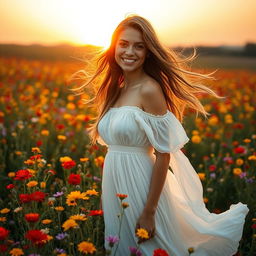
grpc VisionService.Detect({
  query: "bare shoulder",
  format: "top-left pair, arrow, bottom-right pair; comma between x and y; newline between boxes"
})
140,77 -> 168,115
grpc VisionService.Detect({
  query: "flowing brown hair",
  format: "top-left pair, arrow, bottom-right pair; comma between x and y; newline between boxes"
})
70,15 -> 220,144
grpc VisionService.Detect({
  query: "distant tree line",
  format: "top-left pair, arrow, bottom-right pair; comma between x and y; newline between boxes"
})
0,42 -> 255,60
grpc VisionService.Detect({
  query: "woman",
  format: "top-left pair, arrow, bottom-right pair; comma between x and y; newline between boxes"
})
72,15 -> 248,256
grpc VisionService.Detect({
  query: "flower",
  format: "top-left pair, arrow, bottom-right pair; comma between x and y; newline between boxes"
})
68,173 -> 81,185
236,158 -> 244,166
129,246 -> 142,256
25,230 -> 48,245
53,191 -> 64,198
153,248 -> 169,256
248,155 -> 256,161
80,157 -> 89,162
41,219 -> 52,224
208,165 -> 216,172
31,147 -> 41,153
59,156 -> 72,163
85,189 -> 99,196
88,210 -> 103,216
9,248 -> 24,256
198,173 -> 206,181
40,182 -> 46,188
30,191 -> 46,202
62,160 -> 76,169
94,156 -> 104,167
19,194 -> 31,203
62,219 -> 78,231
116,193 -> 128,200
66,191 -> 88,206
26,181 -> 38,187
69,214 -> 87,221
136,228 -> 149,239
77,241 -> 96,254
234,146 -> 246,154
0,208 -> 10,214
55,206 -> 64,211
6,184 -> 15,189
233,168 -> 242,176
14,169 -> 32,180
106,235 -> 119,248
55,232 -> 68,240
25,213 -> 40,223
191,135 -> 202,144
188,247 -> 195,254
0,226 -> 9,240
122,202 -> 129,209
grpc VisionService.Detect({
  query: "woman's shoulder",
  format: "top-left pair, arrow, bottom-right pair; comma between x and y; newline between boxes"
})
139,76 -> 167,116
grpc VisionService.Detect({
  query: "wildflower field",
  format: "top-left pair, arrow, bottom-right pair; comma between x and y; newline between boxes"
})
0,56 -> 255,255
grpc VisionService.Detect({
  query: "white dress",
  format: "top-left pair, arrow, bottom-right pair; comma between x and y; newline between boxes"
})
97,106 -> 249,256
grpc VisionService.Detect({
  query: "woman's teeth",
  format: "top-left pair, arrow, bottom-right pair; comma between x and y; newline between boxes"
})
123,58 -> 136,63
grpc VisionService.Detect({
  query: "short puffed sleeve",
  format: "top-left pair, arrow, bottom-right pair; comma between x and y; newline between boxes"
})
135,110 -> 189,153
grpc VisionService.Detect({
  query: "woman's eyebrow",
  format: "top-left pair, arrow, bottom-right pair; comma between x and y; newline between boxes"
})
119,39 -> 144,44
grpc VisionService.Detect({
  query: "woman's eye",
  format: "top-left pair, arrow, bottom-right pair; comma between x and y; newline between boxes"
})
119,42 -> 127,47
136,44 -> 145,49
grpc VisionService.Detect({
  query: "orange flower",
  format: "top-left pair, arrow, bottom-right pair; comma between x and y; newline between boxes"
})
116,194 -> 128,200
25,213 -> 40,223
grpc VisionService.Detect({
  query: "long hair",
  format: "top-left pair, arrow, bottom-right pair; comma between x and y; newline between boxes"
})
70,15 -> 220,144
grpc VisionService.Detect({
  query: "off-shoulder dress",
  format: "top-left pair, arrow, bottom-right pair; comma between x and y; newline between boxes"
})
97,106 -> 249,256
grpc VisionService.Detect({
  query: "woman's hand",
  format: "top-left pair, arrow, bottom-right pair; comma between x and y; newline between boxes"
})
135,211 -> 156,243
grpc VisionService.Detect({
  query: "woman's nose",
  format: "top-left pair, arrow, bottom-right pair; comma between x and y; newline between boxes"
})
125,45 -> 134,55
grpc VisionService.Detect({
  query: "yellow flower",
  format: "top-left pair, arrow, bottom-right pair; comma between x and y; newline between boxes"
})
94,156 -> 104,167
55,206 -> 65,211
41,129 -> 49,136
208,115 -> 218,126
80,157 -> 89,162
15,151 -> 22,156
136,228 -> 149,239
60,156 -> 72,163
67,102 -> 76,110
0,208 -> 10,214
66,191 -> 89,206
8,172 -> 16,178
192,130 -> 199,135
0,217 -> 7,222
191,135 -> 202,144
233,168 -> 242,176
248,155 -> 256,161
24,159 -> 35,165
26,181 -> 38,187
198,173 -> 206,181
85,189 -> 99,196
62,219 -> 78,231
70,214 -> 87,221
31,147 -> 41,153
78,241 -> 96,254
236,158 -> 244,166
40,182 -> 46,188
243,138 -> 251,143
42,219 -> 53,224
58,135 -> 67,141
9,248 -> 24,256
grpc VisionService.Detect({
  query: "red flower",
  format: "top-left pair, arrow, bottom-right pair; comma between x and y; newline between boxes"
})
25,230 -> 48,245
61,160 -> 76,169
0,227 -> 9,240
30,191 -> 46,202
116,193 -> 128,200
68,173 -> 81,185
25,213 -> 40,223
251,224 -> 256,229
30,154 -> 42,160
6,184 -> 15,189
88,210 -> 103,216
14,169 -> 32,180
234,146 -> 246,154
209,165 -> 216,172
36,140 -> 43,147
19,193 -> 31,203
153,248 -> 169,256
0,244 -> 8,252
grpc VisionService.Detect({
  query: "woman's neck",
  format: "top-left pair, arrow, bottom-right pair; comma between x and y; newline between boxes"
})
123,69 -> 146,88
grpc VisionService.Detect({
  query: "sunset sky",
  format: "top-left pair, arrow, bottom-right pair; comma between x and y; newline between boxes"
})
1,0 -> 255,48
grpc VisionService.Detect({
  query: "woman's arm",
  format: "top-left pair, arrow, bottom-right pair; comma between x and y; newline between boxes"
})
136,79 -> 171,242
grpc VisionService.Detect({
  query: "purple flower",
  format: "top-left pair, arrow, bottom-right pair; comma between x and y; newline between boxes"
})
245,177 -> 254,183
55,232 -> 68,240
223,156 -> 232,162
129,246 -> 142,256
53,191 -> 64,198
239,172 -> 247,178
93,176 -> 101,182
210,173 -> 216,179
55,248 -> 66,254
106,235 -> 119,247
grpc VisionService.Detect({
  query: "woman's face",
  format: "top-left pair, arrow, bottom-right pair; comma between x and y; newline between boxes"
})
114,27 -> 147,74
